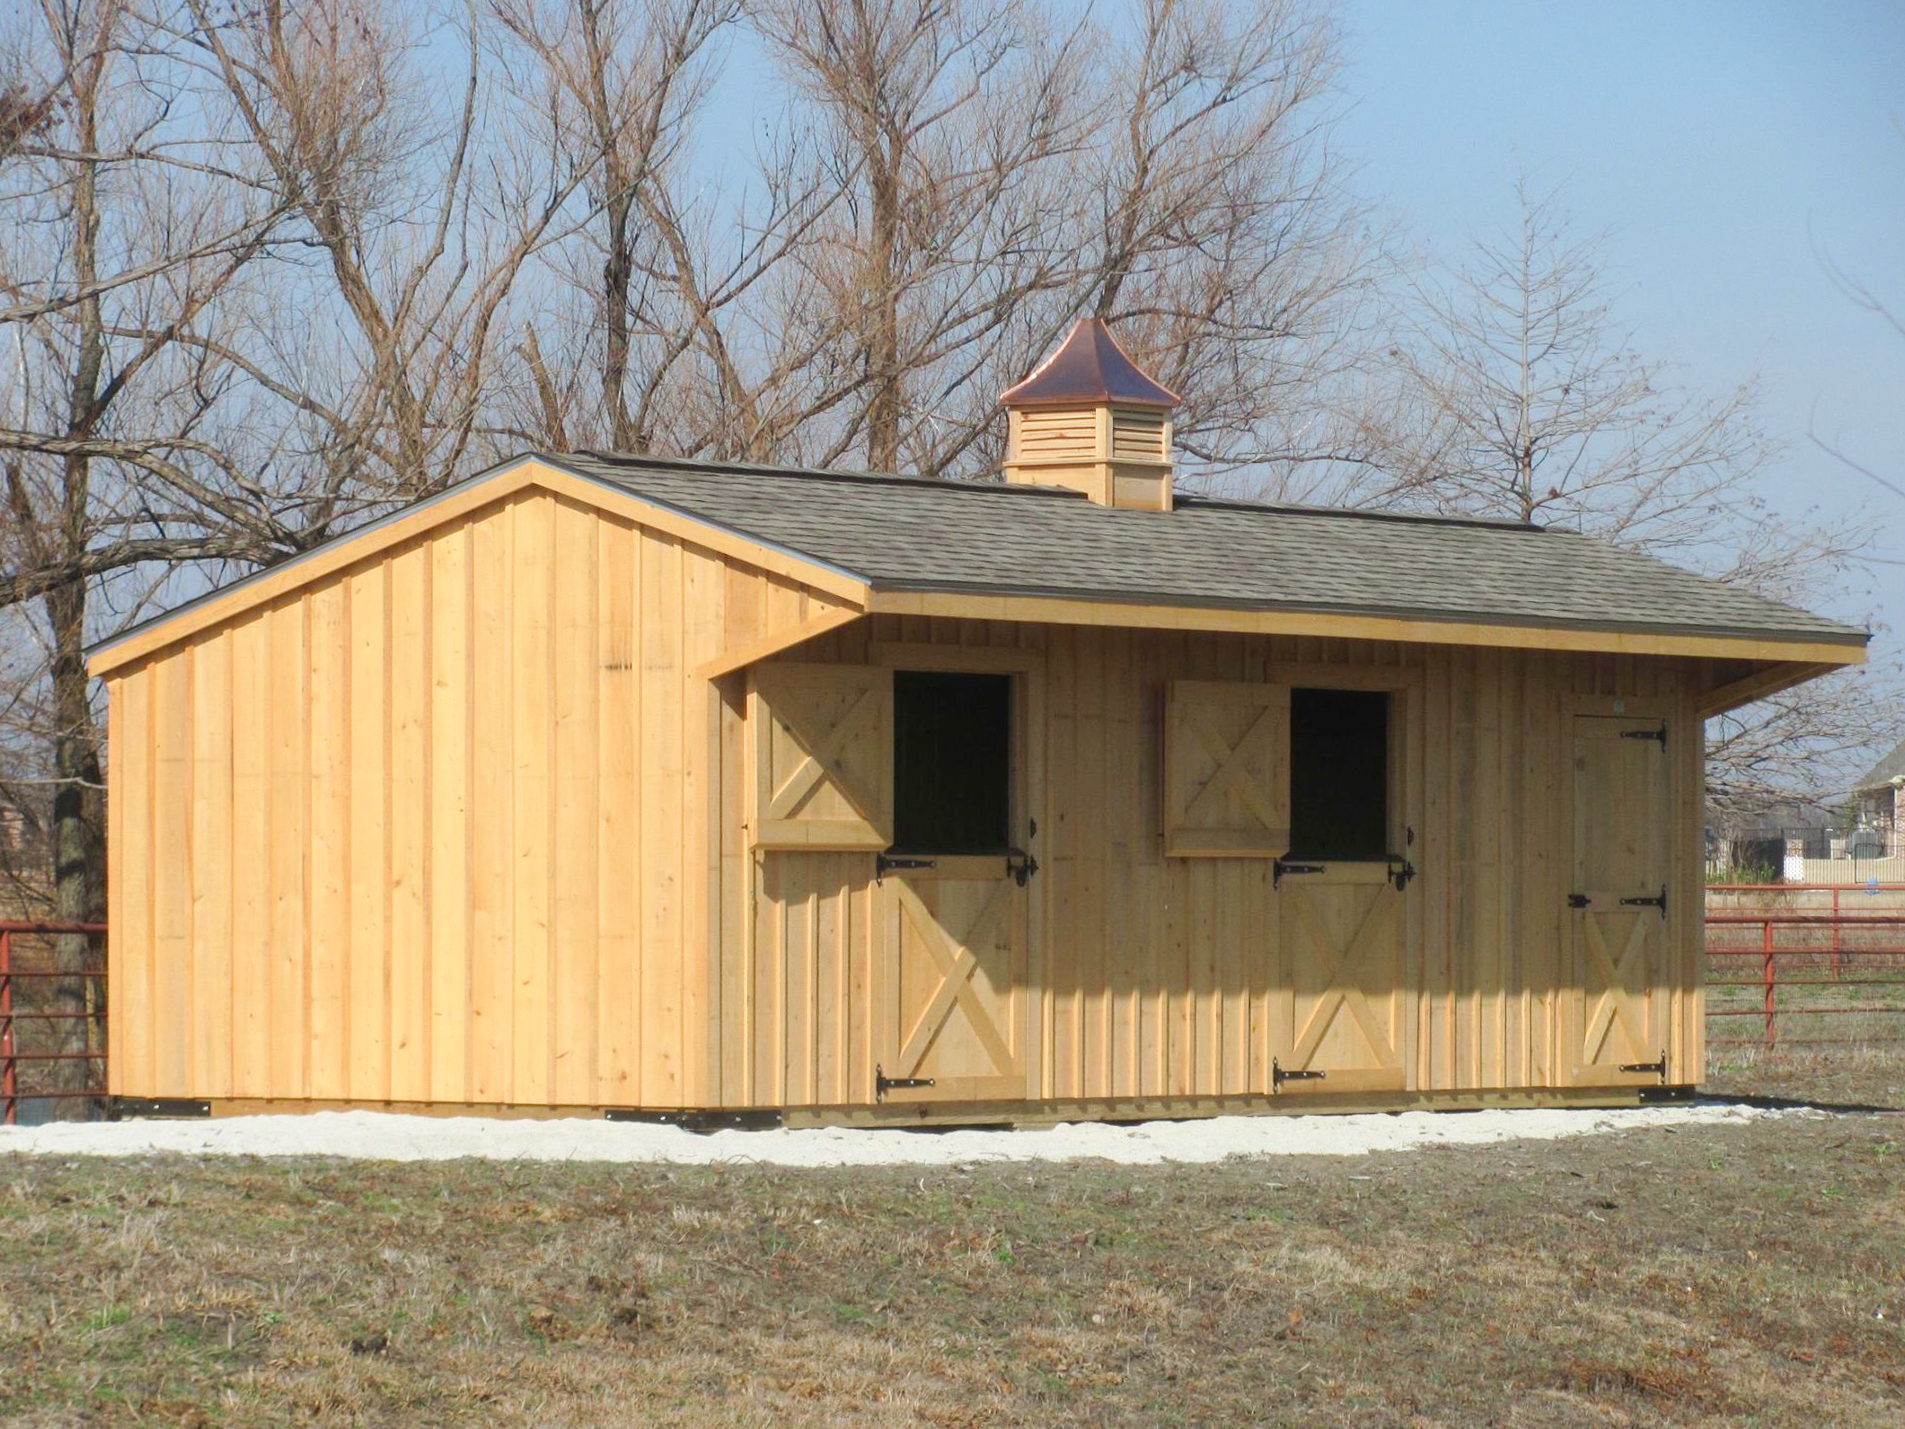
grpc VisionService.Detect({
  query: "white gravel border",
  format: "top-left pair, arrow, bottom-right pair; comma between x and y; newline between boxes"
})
0,1100 -> 1801,1168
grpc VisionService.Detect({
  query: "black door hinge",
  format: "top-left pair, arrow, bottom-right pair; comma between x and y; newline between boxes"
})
1622,724 -> 1667,746
1620,884 -> 1668,919
875,1065 -> 935,1100
1274,858 -> 1325,889
1007,847 -> 1040,887
1568,893 -> 1592,908
1273,1059 -> 1326,1089
875,853 -> 936,884
1620,1051 -> 1668,1082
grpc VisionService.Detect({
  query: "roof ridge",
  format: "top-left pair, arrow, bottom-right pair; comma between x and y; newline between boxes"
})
568,449 -> 1555,530
566,448 -> 1087,499
1171,491 -> 1543,533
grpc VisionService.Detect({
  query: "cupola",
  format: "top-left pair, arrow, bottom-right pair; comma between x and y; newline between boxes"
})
1001,318 -> 1181,511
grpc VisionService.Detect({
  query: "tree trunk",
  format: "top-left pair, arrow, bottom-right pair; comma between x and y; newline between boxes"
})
45,566 -> 105,1120
864,133 -> 903,473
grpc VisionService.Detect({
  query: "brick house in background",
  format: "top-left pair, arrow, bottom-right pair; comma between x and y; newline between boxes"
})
1851,738 -> 1905,857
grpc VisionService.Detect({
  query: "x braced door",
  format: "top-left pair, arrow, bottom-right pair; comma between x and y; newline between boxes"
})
1277,864 -> 1407,1093
1564,715 -> 1671,1086
875,858 -> 1032,1103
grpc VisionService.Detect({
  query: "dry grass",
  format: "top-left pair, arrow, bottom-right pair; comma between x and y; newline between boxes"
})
2,1095 -> 1902,1427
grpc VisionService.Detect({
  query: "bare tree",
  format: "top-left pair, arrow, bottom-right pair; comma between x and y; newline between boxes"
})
0,0 -> 308,1113
1379,179 -> 1892,814
1811,142 -> 1905,504
176,0 -> 590,518
1076,0 -> 1384,497
494,0 -> 1377,482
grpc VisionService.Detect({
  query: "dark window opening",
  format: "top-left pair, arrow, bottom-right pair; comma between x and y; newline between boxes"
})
1288,688 -> 1390,860
892,671 -> 1012,854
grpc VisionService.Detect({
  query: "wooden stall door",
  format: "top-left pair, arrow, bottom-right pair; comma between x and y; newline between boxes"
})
1277,865 -> 1408,1093
875,857 -> 1033,1103
747,663 -> 894,1107
1564,715 -> 1672,1086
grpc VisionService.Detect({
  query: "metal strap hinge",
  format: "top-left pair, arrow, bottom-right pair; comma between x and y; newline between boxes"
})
1621,724 -> 1667,746
1273,1059 -> 1326,1089
1273,859 -> 1325,889
875,1065 -> 935,1100
1620,1051 -> 1668,1082
874,853 -> 936,884
1620,884 -> 1669,919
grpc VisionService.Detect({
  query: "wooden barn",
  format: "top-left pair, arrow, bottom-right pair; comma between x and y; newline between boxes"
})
89,321 -> 1867,1124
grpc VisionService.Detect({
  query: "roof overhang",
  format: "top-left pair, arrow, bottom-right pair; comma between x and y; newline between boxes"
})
864,588 -> 1870,669
86,451 -> 1871,681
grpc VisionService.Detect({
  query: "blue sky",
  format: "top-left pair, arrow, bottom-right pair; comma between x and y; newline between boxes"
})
1332,0 -> 1905,639
696,0 -> 1902,641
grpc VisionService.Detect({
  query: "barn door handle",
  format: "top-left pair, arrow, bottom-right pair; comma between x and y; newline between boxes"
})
1006,848 -> 1039,887
1567,893 -> 1591,909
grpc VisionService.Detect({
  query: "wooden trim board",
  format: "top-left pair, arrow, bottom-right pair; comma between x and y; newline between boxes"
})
867,590 -> 1867,666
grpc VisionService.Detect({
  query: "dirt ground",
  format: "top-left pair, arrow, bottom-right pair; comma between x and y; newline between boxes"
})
2,1054 -> 1901,1427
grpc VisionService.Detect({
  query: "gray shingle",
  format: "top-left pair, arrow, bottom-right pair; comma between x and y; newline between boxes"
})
1855,739 -> 1905,792
553,451 -> 1866,647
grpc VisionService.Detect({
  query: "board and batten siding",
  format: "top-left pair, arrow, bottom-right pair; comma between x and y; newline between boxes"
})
106,488 -> 1709,1114
733,617 -> 1706,1107
105,486 -> 849,1109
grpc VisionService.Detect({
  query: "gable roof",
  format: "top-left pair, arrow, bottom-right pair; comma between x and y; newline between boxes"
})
1855,738 -> 1905,792
556,451 -> 1864,648
999,318 -> 1181,408
88,448 -> 1869,676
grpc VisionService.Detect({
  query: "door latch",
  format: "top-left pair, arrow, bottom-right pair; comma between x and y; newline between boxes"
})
1273,1059 -> 1326,1089
1567,893 -> 1591,909
1006,847 -> 1040,887
1388,857 -> 1416,893
1620,884 -> 1668,919
875,1065 -> 935,1100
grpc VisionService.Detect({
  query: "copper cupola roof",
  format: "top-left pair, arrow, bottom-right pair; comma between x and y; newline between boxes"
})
999,318 -> 1182,409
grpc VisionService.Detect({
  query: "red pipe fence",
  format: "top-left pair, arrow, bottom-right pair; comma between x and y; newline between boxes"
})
1705,884 -> 1905,1051
0,922 -> 108,1125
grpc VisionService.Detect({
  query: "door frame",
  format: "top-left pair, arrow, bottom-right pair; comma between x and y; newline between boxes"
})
867,642 -> 1046,1103
1559,695 -> 1676,1087
1265,662 -> 1421,1094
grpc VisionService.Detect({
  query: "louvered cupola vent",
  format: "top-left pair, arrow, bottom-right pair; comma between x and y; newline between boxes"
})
1001,319 -> 1180,511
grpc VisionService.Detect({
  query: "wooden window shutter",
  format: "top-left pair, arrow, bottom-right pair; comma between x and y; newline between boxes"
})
748,662 -> 894,850
1163,680 -> 1291,857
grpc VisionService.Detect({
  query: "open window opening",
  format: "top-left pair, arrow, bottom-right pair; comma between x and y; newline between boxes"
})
1288,687 -> 1390,860
891,671 -> 1012,855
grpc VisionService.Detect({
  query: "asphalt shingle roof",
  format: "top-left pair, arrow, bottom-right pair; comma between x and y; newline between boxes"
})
553,451 -> 1866,647
1855,739 -> 1905,792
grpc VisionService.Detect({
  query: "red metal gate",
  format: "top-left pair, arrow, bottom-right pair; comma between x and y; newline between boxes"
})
1705,885 -> 1905,1051
0,921 -> 108,1124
